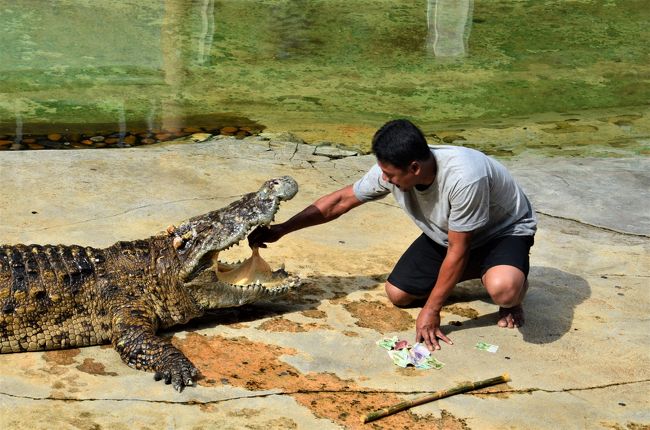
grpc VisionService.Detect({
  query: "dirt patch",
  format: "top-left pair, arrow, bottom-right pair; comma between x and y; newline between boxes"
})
343,330 -> 360,337
442,305 -> 479,319
42,349 -> 81,366
301,309 -> 327,319
174,333 -> 469,430
258,316 -> 333,332
343,300 -> 414,333
76,358 -> 118,376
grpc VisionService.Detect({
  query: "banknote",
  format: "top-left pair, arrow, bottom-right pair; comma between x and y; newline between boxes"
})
383,341 -> 445,369
475,341 -> 499,353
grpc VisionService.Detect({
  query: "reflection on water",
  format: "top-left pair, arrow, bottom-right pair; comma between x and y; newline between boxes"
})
427,0 -> 473,57
0,0 -> 648,155
197,0 -> 215,65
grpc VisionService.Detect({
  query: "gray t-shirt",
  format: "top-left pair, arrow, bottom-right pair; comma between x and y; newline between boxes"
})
353,145 -> 537,248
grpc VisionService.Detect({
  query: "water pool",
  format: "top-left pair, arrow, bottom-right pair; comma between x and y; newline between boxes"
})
1,0 -> 648,155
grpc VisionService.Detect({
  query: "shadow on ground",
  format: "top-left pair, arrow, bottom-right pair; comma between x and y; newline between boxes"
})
174,266 -> 590,347
440,266 -> 591,344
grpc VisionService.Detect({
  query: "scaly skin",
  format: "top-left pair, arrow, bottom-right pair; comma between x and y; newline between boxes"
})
0,176 -> 300,391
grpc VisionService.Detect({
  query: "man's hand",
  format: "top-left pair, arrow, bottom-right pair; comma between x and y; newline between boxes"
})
247,225 -> 284,248
415,307 -> 453,351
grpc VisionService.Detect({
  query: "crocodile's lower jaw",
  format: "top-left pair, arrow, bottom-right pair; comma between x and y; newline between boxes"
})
216,247 -> 289,288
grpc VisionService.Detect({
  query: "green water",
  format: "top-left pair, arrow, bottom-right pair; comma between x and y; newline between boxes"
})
1,0 -> 649,155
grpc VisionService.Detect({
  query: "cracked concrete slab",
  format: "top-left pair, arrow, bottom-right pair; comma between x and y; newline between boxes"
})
0,138 -> 648,429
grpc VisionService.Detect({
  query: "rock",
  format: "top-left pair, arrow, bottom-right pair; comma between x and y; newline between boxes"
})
235,130 -> 251,138
155,133 -> 171,141
0,140 -> 14,147
141,138 -> 156,145
90,136 -> 105,142
123,135 -> 136,145
81,139 -> 94,145
190,133 -> 212,142
182,127 -> 203,133
48,133 -> 62,141
220,126 -> 238,135
258,131 -> 305,144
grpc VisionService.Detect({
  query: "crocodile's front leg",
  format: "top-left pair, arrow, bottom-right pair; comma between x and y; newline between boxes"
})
111,302 -> 198,392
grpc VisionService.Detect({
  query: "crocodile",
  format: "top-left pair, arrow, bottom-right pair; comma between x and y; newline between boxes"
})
0,176 -> 300,391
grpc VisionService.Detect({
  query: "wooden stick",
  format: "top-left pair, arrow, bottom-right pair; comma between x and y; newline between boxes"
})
361,373 -> 510,424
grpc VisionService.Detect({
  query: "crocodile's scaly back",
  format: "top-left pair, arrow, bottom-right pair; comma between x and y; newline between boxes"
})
0,243 -> 113,352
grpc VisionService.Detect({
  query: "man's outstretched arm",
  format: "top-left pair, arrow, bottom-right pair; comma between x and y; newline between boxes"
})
415,229 -> 472,351
248,184 -> 364,247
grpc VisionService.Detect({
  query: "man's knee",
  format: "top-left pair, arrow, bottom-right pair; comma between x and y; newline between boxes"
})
482,265 -> 527,307
384,281 -> 423,307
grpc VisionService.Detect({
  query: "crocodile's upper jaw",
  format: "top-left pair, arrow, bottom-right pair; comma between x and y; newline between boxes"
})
171,176 -> 300,308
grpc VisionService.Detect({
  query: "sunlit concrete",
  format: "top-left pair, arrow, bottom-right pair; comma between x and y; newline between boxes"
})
0,137 -> 648,429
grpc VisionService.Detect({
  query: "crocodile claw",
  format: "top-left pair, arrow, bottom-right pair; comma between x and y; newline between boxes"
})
152,356 -> 199,392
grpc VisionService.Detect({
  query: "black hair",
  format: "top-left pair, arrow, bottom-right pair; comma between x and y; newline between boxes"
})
371,119 -> 431,169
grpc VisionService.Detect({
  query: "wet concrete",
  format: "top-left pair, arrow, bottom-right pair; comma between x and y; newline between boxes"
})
0,136 -> 648,429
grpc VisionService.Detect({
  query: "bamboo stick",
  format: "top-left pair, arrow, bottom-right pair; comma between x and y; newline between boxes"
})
361,373 -> 510,424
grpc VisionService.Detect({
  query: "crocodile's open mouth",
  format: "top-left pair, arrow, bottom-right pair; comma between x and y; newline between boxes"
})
184,242 -> 299,308
176,176 -> 300,306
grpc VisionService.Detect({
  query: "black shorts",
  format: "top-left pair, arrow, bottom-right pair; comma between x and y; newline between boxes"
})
387,234 -> 534,296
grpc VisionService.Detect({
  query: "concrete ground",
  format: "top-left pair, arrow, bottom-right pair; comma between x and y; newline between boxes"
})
0,136 -> 648,429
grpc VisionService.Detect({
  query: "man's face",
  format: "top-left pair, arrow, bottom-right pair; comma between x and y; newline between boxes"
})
378,160 -> 418,191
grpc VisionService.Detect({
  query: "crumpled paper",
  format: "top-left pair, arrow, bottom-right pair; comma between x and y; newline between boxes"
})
376,336 -> 444,370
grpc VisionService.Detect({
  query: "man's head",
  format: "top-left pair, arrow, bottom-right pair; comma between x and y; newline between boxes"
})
372,119 -> 434,191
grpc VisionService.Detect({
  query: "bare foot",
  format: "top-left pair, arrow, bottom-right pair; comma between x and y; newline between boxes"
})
498,305 -> 524,328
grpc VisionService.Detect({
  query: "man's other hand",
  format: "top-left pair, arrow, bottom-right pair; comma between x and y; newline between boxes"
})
415,307 -> 453,351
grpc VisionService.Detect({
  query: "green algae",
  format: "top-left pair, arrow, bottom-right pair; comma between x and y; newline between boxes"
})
0,0 -> 648,156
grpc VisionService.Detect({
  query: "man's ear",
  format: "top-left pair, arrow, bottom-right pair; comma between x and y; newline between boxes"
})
409,161 -> 420,175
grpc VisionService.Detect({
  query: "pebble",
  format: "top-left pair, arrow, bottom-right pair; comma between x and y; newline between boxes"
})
220,126 -> 238,135
0,140 -> 13,147
123,135 -> 136,145
141,138 -> 156,144
81,139 -> 94,145
90,136 -> 105,142
47,133 -> 62,141
155,133 -> 171,141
